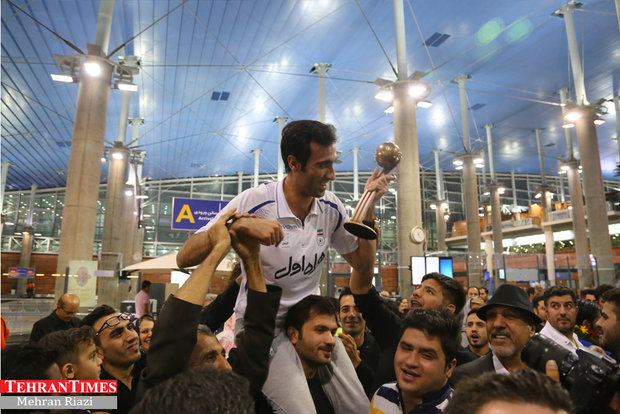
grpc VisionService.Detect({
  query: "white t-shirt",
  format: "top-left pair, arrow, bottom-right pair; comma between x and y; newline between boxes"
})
197,180 -> 358,324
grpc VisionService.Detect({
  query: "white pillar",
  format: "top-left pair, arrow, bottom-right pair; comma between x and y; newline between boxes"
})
237,171 -> 244,195
558,2 -> 588,106
252,150 -> 262,188
312,64 -> 330,123
1,162 -> 10,213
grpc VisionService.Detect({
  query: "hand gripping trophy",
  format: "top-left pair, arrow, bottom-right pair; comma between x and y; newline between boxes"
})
343,142 -> 401,240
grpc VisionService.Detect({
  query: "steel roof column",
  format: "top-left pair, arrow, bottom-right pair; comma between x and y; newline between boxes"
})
559,88 -> 589,287
393,0 -> 423,299
559,2 -> 614,284
485,125 -> 504,285
457,76 -> 483,287
55,0 -> 114,299
434,151 -> 446,252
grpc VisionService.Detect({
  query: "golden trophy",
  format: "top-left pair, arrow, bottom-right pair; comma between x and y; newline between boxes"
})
343,142 -> 401,239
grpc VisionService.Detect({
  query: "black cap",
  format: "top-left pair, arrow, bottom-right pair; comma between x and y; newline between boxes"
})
476,284 -> 541,325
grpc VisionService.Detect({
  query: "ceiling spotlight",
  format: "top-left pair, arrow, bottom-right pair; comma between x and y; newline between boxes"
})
417,100 -> 432,108
593,116 -> 605,125
498,187 -> 506,194
560,165 -> 570,172
453,159 -> 463,166
430,204 -> 437,210
384,106 -> 394,114
483,191 -> 490,196
455,165 -> 463,170
409,83 -> 428,98
124,189 -> 133,196
441,202 -> 448,210
116,82 -> 138,92
374,88 -> 393,103
50,73 -> 76,83
564,110 -> 581,122
535,192 -> 542,199
473,157 -> 484,164
111,151 -> 124,160
561,122 -> 575,129
83,61 -> 102,77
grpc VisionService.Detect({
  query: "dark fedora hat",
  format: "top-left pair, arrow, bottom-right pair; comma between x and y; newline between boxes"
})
476,284 -> 541,325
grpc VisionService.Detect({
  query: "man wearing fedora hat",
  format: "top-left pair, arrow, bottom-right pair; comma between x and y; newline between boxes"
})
450,284 -> 540,386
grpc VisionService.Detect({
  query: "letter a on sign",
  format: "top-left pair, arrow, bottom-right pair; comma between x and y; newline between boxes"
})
175,204 -> 195,223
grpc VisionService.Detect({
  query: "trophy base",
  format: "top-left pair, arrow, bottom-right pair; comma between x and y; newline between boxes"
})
344,222 -> 378,240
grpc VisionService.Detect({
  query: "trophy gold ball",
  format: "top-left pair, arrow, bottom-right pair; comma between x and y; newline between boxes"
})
344,142 -> 401,240
375,142 -> 402,173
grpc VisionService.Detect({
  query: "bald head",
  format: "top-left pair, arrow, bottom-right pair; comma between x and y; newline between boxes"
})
56,294 -> 79,322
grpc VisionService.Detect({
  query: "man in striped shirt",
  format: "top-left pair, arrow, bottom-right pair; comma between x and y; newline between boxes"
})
370,309 -> 459,414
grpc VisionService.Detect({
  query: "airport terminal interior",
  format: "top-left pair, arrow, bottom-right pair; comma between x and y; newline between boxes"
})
1,0 -> 619,345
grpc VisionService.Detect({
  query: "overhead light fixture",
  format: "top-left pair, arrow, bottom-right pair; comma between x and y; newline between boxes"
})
498,187 -> 506,194
441,202 -> 448,210
115,81 -> 138,92
101,157 -> 107,162
564,109 -> 581,122
124,189 -> 133,196
593,116 -> 605,125
453,159 -> 463,166
384,106 -> 394,114
136,195 -> 149,199
455,165 -> 463,170
430,204 -> 437,210
560,165 -> 570,172
483,191 -> 490,196
417,100 -> 432,108
375,88 -> 393,103
535,192 -> 542,199
473,157 -> 484,164
50,73 -> 76,83
409,83 -> 428,98
561,122 -> 575,129
83,61 -> 102,77
111,151 -> 124,160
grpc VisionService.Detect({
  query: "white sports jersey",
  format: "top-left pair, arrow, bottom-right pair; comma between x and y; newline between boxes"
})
197,180 -> 358,324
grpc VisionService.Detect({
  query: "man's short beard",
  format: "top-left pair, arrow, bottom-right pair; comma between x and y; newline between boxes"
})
492,344 -> 517,359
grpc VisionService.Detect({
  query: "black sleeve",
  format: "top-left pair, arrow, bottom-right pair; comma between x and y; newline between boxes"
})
137,295 -> 202,396
199,281 -> 240,332
29,321 -> 44,343
355,360 -> 375,399
228,285 -> 282,397
353,287 -> 402,352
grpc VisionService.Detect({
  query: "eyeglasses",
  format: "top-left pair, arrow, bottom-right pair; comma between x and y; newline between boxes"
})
96,313 -> 135,337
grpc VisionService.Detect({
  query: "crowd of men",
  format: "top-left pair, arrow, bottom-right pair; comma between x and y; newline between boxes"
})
3,120 -> 620,414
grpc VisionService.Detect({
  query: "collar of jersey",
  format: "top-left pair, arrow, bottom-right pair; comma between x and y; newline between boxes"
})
275,180 -> 322,220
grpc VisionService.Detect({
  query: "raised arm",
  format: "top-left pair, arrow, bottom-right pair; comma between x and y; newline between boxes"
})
342,168 -> 392,281
177,215 -> 284,269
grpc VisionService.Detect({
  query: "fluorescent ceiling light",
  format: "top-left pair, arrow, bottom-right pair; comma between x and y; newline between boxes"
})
564,110 -> 581,122
50,73 -> 75,83
117,82 -> 138,92
417,100 -> 432,108
375,89 -> 393,103
453,159 -> 463,166
409,84 -> 428,98
561,122 -> 575,129
384,106 -> 394,114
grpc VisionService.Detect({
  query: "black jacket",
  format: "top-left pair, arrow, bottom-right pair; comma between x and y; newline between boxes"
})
29,311 -> 80,343
449,352 -> 495,386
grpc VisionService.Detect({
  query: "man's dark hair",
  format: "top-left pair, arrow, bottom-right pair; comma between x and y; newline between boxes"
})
526,286 -> 536,296
543,286 -> 577,307
130,366 -> 254,414
445,370 -> 574,414
38,326 -> 96,366
142,280 -> 152,290
80,305 -> 116,346
338,286 -> 353,308
285,295 -> 337,335
422,273 -> 466,313
595,284 -> 614,302
280,120 -> 337,172
602,288 -> 620,319
1,344 -> 58,380
532,294 -> 544,309
575,299 -> 601,326
580,288 -> 595,299
479,287 -> 488,294
80,304 -> 116,328
399,309 -> 459,368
